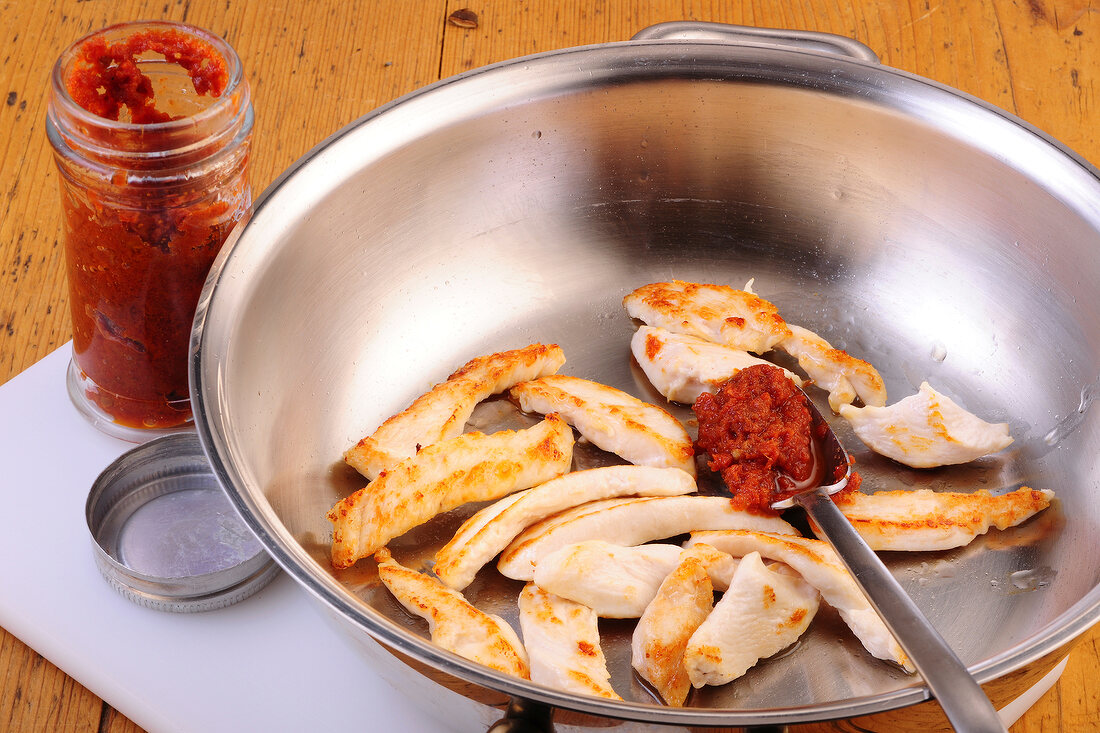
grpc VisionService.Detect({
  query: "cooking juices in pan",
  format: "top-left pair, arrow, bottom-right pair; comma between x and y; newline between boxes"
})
46,21 -> 252,439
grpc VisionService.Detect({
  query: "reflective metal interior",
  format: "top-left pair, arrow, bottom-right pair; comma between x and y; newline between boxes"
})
191,37 -> 1100,726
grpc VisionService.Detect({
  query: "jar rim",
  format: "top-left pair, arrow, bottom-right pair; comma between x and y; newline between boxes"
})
49,20 -> 247,140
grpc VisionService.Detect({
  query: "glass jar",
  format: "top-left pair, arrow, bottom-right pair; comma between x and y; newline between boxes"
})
46,21 -> 252,441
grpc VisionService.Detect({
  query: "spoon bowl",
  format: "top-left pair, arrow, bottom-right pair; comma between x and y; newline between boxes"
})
771,392 -> 851,509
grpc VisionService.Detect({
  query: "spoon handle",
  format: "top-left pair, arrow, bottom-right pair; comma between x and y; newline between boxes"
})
795,489 -> 1009,733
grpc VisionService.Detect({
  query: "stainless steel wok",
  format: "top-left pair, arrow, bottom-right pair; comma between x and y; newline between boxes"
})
190,22 -> 1100,731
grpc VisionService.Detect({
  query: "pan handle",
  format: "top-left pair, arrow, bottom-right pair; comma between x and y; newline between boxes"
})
482,697 -> 791,733
486,697 -> 554,733
484,700 -> 793,733
630,21 -> 879,64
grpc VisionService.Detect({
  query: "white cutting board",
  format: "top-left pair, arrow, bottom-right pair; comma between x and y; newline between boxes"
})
0,346 -> 1065,732
0,346 -> 449,733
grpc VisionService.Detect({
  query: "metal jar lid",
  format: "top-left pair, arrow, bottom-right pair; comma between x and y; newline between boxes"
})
86,432 -> 279,612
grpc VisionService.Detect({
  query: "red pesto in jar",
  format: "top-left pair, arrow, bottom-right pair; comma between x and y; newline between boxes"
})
694,363 -> 859,515
67,29 -> 227,123
62,29 -> 234,429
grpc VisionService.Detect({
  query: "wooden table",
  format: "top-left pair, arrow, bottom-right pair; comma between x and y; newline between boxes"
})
1,1 -> 1098,730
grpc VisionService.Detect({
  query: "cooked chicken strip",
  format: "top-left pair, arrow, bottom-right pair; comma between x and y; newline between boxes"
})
631,326 -> 802,404
328,415 -> 573,568
623,280 -> 791,354
345,344 -> 566,479
498,495 -> 797,581
683,551 -> 819,687
776,324 -> 887,412
518,584 -> 621,700
434,465 -> 696,590
511,375 -> 695,475
374,548 -> 529,679
685,530 -> 913,671
533,540 -> 738,618
497,493 -> 651,581
839,382 -> 1012,468
828,487 -> 1054,551
436,491 -> 530,573
631,547 -> 716,706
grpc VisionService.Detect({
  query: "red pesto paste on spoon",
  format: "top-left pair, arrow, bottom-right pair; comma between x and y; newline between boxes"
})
694,363 -> 859,516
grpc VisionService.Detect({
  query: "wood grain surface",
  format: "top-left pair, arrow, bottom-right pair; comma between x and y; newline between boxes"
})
2,1 -> 1098,730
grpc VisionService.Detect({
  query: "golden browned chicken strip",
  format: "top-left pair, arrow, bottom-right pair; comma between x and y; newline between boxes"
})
839,382 -> 1012,467
510,374 -> 695,475
776,324 -> 887,412
497,495 -> 797,581
683,551 -> 819,687
686,530 -> 912,671
623,280 -> 791,354
433,465 -> 696,590
631,326 -> 803,405
518,583 -> 622,700
631,546 -> 716,706
375,548 -> 530,679
344,343 -> 566,479
328,415 -> 573,568
533,540 -> 738,618
829,487 -> 1055,551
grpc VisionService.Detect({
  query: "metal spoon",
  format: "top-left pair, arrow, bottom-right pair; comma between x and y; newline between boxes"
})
772,392 -> 1009,733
